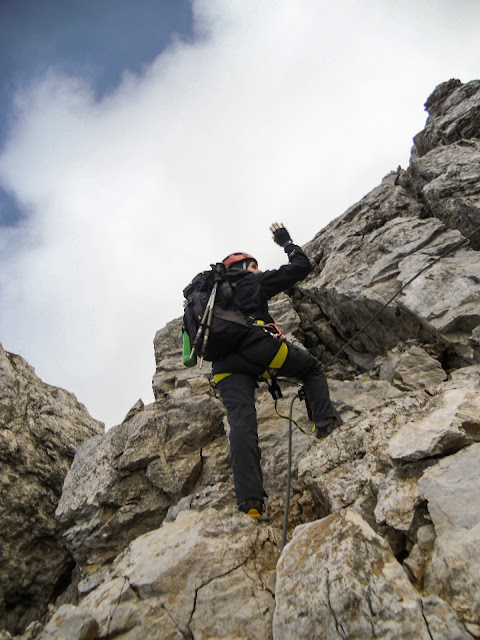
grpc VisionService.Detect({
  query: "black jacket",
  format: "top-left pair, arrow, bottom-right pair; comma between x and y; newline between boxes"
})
212,245 -> 312,374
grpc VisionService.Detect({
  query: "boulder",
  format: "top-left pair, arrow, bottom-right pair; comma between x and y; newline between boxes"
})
420,444 -> 480,629
76,508 -> 277,640
378,343 -> 447,391
387,366 -> 480,462
274,510 -> 442,639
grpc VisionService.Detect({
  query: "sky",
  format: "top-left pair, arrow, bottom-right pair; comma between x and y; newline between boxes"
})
0,0 -> 479,429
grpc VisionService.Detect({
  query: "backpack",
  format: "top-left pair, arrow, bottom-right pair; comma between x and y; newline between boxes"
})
182,264 -> 250,366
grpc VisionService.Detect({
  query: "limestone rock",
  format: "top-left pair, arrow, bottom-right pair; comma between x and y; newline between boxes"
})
403,524 -> 436,587
56,394 -> 226,569
152,317 -> 190,400
396,240 -> 480,361
273,510 -> 433,639
425,523 -> 480,630
421,596 -> 475,640
406,141 -> 480,246
418,445 -> 480,627
387,366 -> 480,462
297,386 -> 431,521
378,343 -> 447,391
43,605 -> 98,640
76,508 -> 277,640
0,344 -> 104,635
302,213 -> 480,367
329,374 -> 404,419
374,462 -> 434,533
419,443 -> 480,535
403,79 -> 480,252
413,79 -> 480,158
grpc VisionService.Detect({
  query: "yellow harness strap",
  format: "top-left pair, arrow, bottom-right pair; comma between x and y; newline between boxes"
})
213,342 -> 288,385
213,372 -> 232,384
260,342 -> 288,379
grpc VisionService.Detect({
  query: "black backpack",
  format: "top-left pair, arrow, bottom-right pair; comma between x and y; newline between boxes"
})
182,263 -> 249,365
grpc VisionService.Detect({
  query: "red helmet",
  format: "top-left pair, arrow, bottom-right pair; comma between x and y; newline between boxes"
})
222,252 -> 257,270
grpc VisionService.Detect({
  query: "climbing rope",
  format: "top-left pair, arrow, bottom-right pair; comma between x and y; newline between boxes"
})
279,224 -> 480,551
273,396 -> 311,436
281,393 -> 299,549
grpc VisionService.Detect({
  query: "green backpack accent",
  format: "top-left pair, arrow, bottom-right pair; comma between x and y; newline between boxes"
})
182,330 -> 197,367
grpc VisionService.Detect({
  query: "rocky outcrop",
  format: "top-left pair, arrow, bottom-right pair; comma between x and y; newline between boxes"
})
298,183 -> 479,368
2,79 -> 480,640
273,510 -> 470,640
0,344 -> 104,635
55,389 -> 228,573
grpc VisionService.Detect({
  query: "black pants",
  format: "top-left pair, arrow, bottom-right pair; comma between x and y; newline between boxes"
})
216,340 -> 335,505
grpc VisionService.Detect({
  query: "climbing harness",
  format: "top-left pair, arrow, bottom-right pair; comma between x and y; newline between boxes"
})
213,340 -> 289,392
279,223 -> 480,550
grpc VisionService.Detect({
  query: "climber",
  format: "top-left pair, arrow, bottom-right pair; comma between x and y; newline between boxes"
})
213,223 -> 341,518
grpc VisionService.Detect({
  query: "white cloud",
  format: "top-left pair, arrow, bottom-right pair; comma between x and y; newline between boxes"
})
1,0 -> 479,426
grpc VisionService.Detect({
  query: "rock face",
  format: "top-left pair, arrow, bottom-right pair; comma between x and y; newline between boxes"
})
0,344 -> 104,635
274,510 -> 449,640
55,389 -> 228,572
2,79 -> 480,640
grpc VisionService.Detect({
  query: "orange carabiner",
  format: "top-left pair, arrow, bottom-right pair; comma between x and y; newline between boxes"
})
264,323 -> 282,338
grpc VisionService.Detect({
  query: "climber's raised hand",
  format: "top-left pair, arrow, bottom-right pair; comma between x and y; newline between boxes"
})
270,223 -> 293,248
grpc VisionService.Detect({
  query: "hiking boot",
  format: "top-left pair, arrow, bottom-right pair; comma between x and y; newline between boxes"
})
238,498 -> 266,519
315,411 -> 343,440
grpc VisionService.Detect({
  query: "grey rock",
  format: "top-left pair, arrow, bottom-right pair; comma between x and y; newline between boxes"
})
56,394 -> 226,569
421,596 -> 474,640
378,344 -> 447,391
273,510 -> 432,639
419,443 -> 480,535
0,344 -> 104,635
419,445 -> 480,626
387,366 -> 480,462
412,79 -> 480,158
425,524 -> 480,628
406,141 -> 480,247
404,524 -> 436,588
396,239 -> 480,360
375,462 -> 434,533
302,213 -> 480,367
297,386 -> 431,521
122,398 -> 144,423
43,605 -> 98,640
78,508 -> 277,640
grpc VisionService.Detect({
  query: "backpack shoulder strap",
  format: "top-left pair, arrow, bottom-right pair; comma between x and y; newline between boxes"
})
213,307 -> 249,326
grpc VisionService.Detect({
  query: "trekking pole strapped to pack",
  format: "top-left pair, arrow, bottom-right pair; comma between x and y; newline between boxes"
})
196,283 -> 218,362
185,262 -> 233,366
189,281 -> 216,362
